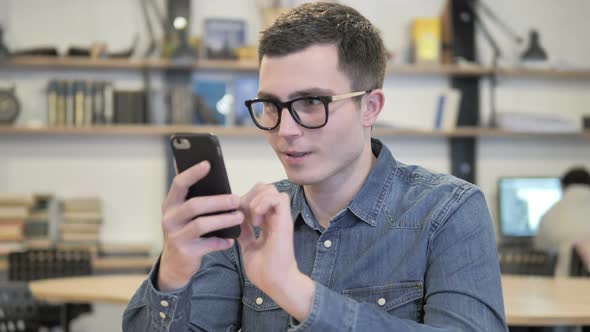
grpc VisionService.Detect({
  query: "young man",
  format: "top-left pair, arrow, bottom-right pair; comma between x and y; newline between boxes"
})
123,3 -> 507,331
535,167 -> 590,276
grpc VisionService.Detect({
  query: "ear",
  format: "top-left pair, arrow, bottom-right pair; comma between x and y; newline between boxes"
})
361,89 -> 385,128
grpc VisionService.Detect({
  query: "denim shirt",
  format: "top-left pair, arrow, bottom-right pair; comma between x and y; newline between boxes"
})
123,139 -> 507,332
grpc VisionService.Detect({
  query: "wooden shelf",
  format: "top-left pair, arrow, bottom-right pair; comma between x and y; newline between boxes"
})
386,64 -> 491,77
0,56 -> 259,72
1,125 -> 588,139
495,67 -> 590,79
4,56 -> 590,79
0,125 -> 264,137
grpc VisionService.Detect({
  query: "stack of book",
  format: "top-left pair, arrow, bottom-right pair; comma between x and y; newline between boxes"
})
59,196 -> 103,254
24,194 -> 54,248
99,243 -> 152,258
47,80 -> 147,127
0,194 -> 33,266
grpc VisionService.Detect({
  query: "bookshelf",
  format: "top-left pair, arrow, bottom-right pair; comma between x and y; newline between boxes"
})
0,125 -> 588,140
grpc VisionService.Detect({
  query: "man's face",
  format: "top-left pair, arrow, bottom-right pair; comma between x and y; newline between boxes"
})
258,44 -> 371,187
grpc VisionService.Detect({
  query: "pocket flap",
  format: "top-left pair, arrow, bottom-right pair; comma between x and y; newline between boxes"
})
343,281 -> 423,311
242,281 -> 280,311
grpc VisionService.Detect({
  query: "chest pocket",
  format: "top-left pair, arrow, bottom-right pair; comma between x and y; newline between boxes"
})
343,281 -> 424,322
242,281 -> 280,311
241,281 -> 289,332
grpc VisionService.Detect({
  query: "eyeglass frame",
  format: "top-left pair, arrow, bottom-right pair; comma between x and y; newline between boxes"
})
244,90 -> 373,130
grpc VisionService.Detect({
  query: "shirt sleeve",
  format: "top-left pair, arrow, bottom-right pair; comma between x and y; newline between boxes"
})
289,189 -> 508,332
122,245 -> 243,332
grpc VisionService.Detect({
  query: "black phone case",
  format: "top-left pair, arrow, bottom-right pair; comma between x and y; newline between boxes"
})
170,133 -> 240,239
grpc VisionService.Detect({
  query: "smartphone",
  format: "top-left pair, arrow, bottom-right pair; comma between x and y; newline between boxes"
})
170,133 -> 240,239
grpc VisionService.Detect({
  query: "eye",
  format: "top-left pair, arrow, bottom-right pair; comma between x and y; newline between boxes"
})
303,98 -> 322,105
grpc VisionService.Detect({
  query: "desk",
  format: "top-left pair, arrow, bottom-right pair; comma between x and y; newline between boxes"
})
29,274 -> 146,305
503,275 -> 590,326
29,274 -> 590,327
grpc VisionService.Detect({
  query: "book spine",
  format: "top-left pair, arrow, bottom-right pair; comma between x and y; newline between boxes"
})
47,80 -> 58,127
74,80 -> 85,127
84,81 -> 94,126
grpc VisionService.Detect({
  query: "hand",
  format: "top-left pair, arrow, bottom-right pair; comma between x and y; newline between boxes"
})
157,161 -> 244,291
238,184 -> 314,321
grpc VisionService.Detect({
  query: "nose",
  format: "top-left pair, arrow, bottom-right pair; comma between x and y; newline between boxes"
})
277,108 -> 302,137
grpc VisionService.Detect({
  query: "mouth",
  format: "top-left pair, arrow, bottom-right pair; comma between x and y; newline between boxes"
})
282,150 -> 312,163
285,151 -> 310,158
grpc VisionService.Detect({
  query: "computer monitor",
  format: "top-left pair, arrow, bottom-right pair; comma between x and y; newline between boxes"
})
498,177 -> 562,242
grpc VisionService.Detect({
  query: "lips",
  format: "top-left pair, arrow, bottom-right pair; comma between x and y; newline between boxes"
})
282,150 -> 312,164
285,152 -> 309,158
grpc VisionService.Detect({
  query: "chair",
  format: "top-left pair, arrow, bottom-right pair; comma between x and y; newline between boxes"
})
570,241 -> 590,277
498,247 -> 557,276
0,281 -> 39,332
8,249 -> 93,331
570,241 -> 590,332
499,247 -> 558,332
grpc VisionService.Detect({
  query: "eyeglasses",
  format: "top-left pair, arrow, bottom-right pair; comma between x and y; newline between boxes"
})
244,90 -> 372,130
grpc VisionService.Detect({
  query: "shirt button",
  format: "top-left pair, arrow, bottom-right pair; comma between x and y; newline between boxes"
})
160,300 -> 169,307
323,240 -> 332,248
255,297 -> 264,305
377,298 -> 386,306
159,312 -> 167,319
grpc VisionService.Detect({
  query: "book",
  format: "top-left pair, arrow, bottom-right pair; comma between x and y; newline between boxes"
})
192,79 -> 229,125
60,223 -> 101,233
62,197 -> 102,212
62,211 -> 102,223
61,232 -> 100,243
168,86 -> 195,124
47,80 -> 58,127
0,206 -> 30,219
0,194 -> 34,206
0,223 -> 23,241
434,88 -> 462,130
411,17 -> 441,64
204,18 -> 246,60
234,77 -> 258,126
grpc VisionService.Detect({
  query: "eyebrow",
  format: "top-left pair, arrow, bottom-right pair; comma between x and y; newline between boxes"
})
257,87 -> 336,100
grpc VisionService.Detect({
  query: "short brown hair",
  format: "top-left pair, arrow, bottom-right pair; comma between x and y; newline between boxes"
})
258,2 -> 387,91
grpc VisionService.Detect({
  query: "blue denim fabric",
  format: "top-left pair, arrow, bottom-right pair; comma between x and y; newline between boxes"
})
123,139 -> 507,331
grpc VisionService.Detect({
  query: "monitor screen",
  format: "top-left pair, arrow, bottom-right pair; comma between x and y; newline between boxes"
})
498,177 -> 562,238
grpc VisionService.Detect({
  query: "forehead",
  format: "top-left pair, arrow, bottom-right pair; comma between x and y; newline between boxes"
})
259,44 -> 352,97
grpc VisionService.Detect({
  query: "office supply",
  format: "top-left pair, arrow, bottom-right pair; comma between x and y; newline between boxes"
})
498,177 -> 562,245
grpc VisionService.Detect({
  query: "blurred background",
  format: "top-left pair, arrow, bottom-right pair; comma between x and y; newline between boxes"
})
0,0 -> 589,331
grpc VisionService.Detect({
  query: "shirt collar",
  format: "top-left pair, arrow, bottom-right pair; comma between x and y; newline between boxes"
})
289,138 -> 397,228
348,138 -> 397,226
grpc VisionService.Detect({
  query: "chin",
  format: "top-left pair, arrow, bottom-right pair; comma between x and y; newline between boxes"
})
284,169 -> 315,185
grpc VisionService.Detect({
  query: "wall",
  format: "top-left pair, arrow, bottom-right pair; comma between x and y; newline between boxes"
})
0,1 -> 589,330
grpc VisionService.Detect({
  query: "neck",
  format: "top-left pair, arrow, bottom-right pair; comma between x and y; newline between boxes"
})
303,141 -> 376,229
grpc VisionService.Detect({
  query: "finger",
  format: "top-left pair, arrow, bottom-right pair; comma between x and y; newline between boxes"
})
237,214 -> 257,250
163,161 -> 210,211
178,210 -> 244,241
239,183 -> 268,212
250,192 -> 291,230
171,194 -> 240,225
195,237 -> 235,257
